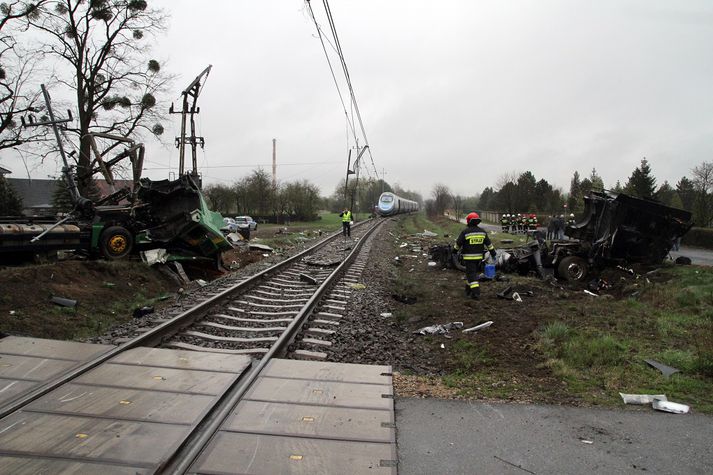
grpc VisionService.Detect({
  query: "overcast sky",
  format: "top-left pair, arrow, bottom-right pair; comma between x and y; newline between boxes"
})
6,0 -> 713,199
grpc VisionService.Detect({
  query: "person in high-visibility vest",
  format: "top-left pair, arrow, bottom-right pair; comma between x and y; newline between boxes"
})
454,212 -> 497,300
500,214 -> 509,232
339,208 -> 352,237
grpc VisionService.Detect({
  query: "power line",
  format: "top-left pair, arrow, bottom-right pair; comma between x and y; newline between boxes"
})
321,0 -> 380,181
304,0 -> 359,145
143,161 -> 338,171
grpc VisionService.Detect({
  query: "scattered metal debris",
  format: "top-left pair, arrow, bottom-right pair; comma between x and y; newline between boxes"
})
299,273 -> 318,285
225,232 -> 244,245
580,439 -> 594,444
132,306 -> 154,318
652,399 -> 690,414
172,262 -> 190,284
511,292 -> 522,302
421,230 -> 438,238
583,290 -> 598,297
644,359 -> 681,378
141,248 -> 168,265
414,322 -> 464,335
249,243 -> 273,252
463,321 -> 493,333
497,286 -> 514,299
51,296 -> 77,308
619,393 -> 667,405
380,313 -> 393,318
195,279 -> 208,287
392,293 -> 416,304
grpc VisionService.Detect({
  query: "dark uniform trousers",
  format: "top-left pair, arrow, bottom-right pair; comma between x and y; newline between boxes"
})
455,225 -> 495,297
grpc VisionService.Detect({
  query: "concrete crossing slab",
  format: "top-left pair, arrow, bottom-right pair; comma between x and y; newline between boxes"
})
0,337 -> 112,409
0,344 -> 252,473
192,358 -> 397,475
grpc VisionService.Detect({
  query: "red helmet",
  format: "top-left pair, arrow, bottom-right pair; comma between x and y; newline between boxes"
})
466,212 -> 480,224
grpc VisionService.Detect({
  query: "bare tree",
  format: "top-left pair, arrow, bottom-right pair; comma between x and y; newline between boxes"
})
451,193 -> 463,219
692,161 -> 713,227
431,183 -> 451,217
0,1 -> 50,157
29,0 -> 171,194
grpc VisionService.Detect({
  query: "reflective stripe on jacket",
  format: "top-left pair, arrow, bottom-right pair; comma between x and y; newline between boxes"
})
454,225 -> 494,261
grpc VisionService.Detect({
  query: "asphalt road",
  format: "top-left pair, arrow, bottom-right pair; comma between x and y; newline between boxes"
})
670,246 -> 713,266
396,398 -> 713,474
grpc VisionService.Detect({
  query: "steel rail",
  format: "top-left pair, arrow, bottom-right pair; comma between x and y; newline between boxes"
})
157,218 -> 385,474
0,219 -> 373,420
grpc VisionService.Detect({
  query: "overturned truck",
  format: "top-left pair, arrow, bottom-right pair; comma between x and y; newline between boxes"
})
518,190 -> 692,281
432,190 -> 693,282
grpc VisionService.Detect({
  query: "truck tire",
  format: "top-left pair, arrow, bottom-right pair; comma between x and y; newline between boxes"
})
99,226 -> 133,259
557,255 -> 588,282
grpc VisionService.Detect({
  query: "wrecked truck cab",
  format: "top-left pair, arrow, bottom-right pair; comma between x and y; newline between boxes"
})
134,175 -> 233,260
566,190 -> 692,264
550,190 -> 693,280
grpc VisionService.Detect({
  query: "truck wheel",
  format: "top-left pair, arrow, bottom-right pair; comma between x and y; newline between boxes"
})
557,255 -> 588,282
100,226 -> 133,259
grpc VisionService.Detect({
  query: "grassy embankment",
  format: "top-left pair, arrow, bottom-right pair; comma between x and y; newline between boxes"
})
391,212 -> 713,413
251,211 -> 370,249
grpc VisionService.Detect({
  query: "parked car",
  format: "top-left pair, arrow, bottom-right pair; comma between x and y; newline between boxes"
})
221,217 -> 239,234
235,216 -> 257,231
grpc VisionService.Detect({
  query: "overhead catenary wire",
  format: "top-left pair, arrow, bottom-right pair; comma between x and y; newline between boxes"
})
304,0 -> 359,145
320,0 -> 380,181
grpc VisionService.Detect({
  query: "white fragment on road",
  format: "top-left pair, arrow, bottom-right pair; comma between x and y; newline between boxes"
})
652,399 -> 690,414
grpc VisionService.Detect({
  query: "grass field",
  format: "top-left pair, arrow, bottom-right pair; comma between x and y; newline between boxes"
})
392,212 -> 713,413
250,211 -> 370,249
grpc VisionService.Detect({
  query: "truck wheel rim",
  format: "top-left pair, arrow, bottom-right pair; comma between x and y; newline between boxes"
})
109,236 -> 127,254
567,262 -> 584,280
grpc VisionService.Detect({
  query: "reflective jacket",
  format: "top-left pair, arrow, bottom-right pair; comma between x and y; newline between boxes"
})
455,224 -> 494,261
340,211 -> 352,223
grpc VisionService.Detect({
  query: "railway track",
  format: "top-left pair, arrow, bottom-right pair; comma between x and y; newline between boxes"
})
0,217 -> 397,474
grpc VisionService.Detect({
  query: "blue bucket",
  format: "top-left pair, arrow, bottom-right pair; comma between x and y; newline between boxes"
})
484,263 -> 496,279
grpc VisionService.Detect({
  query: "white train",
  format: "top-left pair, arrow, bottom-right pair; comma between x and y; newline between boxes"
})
376,192 -> 420,216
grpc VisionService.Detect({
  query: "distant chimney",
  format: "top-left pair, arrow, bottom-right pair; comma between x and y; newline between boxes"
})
272,138 -> 277,188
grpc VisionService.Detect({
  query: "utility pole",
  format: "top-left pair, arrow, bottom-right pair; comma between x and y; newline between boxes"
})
170,65 -> 212,188
272,138 -> 277,188
381,167 -> 386,194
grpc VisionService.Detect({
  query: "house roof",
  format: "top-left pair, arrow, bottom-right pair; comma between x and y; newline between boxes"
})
0,166 -> 11,175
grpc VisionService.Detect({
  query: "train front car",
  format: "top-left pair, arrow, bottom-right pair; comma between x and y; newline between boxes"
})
377,192 -> 398,216
377,192 -> 419,216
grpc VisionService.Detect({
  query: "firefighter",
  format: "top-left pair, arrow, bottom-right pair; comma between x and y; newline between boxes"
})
529,213 -> 538,233
520,213 -> 527,234
454,212 -> 497,300
500,214 -> 509,232
339,208 -> 352,237
568,213 -> 576,226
